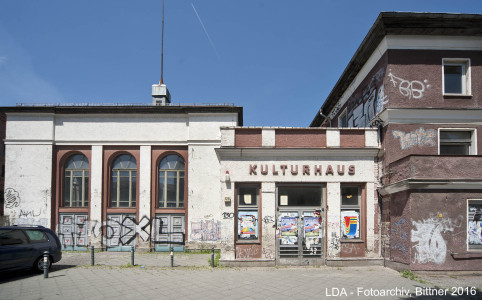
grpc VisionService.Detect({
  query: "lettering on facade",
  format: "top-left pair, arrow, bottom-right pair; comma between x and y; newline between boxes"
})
249,164 -> 355,176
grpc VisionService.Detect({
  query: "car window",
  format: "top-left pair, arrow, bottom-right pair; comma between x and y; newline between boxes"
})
0,229 -> 29,246
24,230 -> 48,243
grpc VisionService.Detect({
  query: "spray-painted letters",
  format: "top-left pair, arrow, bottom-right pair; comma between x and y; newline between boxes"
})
388,70 -> 430,100
392,128 -> 436,150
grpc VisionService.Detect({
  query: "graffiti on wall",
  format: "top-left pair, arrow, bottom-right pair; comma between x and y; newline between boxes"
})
345,68 -> 387,128
236,245 -> 260,259
388,70 -> 431,100
190,219 -> 221,241
4,188 -> 20,209
391,218 -> 408,255
392,128 -> 436,150
411,215 -> 462,265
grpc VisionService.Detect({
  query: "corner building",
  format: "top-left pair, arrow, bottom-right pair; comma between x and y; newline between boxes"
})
311,12 -> 482,271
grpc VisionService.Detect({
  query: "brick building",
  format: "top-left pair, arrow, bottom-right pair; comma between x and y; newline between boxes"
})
310,12 -> 482,271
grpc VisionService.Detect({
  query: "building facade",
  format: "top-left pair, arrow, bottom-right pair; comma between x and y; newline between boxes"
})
217,127 -> 381,266
310,12 -> 482,271
2,105 -> 242,252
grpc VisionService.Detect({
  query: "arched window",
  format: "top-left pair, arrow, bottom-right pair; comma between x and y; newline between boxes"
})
159,154 -> 185,208
64,154 -> 89,207
111,154 -> 137,208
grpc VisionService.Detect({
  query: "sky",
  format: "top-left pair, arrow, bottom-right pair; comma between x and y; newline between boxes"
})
0,1 -> 481,127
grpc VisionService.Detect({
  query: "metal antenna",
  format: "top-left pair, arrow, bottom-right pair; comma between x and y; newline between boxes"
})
160,0 -> 165,85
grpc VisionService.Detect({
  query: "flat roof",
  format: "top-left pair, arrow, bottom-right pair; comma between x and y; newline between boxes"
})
310,12 -> 482,127
0,104 -> 243,125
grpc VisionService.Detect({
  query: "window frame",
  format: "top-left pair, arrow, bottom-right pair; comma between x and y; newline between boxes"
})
467,199 -> 482,251
442,58 -> 471,96
110,154 -> 137,208
63,154 -> 89,208
338,108 -> 348,128
340,185 -> 362,241
158,154 -> 185,208
438,128 -> 477,155
235,184 -> 261,243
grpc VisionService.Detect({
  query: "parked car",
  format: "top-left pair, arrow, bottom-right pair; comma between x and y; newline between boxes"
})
0,225 -> 62,272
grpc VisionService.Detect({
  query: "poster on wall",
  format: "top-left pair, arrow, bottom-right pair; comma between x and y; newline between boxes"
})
341,210 -> 359,239
468,203 -> 482,246
238,211 -> 258,239
281,236 -> 298,245
281,217 -> 297,236
304,216 -> 321,237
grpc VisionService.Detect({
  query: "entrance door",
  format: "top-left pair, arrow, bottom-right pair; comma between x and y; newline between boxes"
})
106,214 -> 136,251
154,214 -> 185,252
58,213 -> 88,251
276,185 -> 324,265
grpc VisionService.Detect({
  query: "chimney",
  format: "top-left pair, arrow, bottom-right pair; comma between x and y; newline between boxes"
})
152,83 -> 171,105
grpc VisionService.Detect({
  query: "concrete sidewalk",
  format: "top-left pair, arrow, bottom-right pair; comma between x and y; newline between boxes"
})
0,251 -> 481,300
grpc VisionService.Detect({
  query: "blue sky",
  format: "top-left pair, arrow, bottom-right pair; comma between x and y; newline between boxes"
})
0,1 -> 481,126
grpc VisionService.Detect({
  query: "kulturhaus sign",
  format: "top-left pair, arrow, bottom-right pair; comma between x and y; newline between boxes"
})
249,164 -> 356,176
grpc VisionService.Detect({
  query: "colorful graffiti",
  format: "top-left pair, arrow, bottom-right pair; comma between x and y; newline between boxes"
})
190,219 -> 221,241
392,127 -> 437,150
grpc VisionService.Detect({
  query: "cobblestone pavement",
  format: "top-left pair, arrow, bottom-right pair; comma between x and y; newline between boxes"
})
0,252 -> 481,300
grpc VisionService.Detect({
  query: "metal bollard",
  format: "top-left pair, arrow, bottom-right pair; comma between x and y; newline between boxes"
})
43,251 -> 49,279
170,247 -> 174,268
91,246 -> 95,266
131,246 -> 135,266
211,247 -> 215,268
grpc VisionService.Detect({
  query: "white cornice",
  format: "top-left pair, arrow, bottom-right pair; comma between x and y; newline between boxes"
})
379,108 -> 482,125
379,179 -> 482,196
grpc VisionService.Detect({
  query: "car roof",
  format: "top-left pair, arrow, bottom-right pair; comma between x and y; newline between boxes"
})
0,225 -> 47,230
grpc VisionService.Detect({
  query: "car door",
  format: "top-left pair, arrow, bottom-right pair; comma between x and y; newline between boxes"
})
0,229 -> 34,271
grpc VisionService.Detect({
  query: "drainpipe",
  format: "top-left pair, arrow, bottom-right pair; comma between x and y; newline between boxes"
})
319,109 -> 331,127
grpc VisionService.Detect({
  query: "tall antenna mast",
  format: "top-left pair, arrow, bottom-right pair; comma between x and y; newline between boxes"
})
160,0 -> 165,84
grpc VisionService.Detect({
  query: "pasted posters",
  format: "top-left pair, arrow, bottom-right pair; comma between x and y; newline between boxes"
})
281,217 -> 297,236
468,203 -> 482,246
304,216 -> 320,237
341,210 -> 359,239
238,211 -> 258,239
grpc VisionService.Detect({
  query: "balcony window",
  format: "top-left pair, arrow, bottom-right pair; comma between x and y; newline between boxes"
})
439,130 -> 475,155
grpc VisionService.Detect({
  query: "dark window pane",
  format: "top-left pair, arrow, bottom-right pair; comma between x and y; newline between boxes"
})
159,174 -> 165,207
25,230 -> 48,242
72,176 -> 82,206
440,144 -> 469,155
111,177 -> 118,207
131,176 -> 136,207
64,175 -> 71,207
341,186 -> 359,206
239,187 -> 258,206
179,177 -> 185,207
84,176 -> 89,207
119,176 -> 130,202
440,131 -> 471,141
277,186 -> 321,206
0,229 -> 28,245
444,65 -> 463,94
